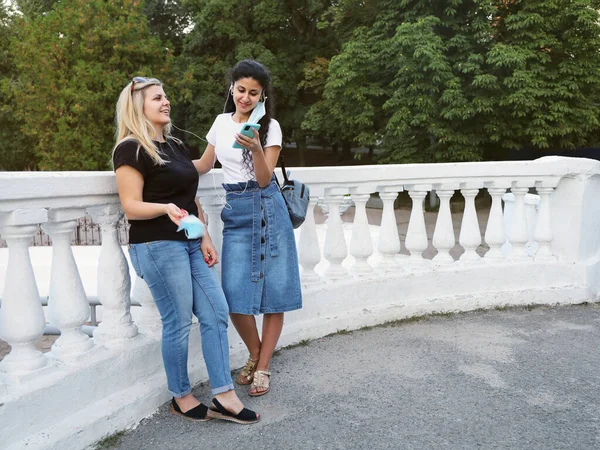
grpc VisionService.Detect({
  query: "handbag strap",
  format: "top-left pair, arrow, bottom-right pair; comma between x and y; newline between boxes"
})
279,154 -> 290,184
274,154 -> 291,187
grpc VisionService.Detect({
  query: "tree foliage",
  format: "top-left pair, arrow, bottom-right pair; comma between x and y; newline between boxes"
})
485,0 -> 600,151
3,0 -> 600,170
306,0 -> 600,163
0,1 -> 37,170
14,0 -> 57,17
9,0 -> 171,170
144,0 -> 190,56
177,0 -> 340,163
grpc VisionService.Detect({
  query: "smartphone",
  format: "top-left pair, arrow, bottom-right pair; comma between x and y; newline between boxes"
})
232,123 -> 261,149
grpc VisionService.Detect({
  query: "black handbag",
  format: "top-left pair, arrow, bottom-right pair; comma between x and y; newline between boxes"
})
275,155 -> 310,229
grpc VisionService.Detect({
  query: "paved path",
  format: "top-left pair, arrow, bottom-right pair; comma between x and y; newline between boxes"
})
108,305 -> 600,450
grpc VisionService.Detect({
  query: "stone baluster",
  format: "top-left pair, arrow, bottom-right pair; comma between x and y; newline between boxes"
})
507,186 -> 531,260
458,186 -> 482,263
42,209 -> 94,360
533,186 -> 556,261
323,189 -> 348,279
432,186 -> 457,266
484,186 -> 508,262
130,275 -> 161,336
405,186 -> 431,269
377,190 -> 402,271
89,205 -> 138,343
0,209 -> 48,375
200,195 -> 224,263
350,190 -> 374,274
298,196 -> 322,283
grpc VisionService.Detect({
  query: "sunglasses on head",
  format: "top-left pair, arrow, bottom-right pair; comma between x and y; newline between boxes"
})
131,76 -> 153,93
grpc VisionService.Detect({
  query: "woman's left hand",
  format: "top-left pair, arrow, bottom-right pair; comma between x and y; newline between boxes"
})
235,128 -> 262,153
201,234 -> 219,267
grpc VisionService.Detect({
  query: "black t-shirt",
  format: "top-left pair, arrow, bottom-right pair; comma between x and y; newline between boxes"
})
113,138 -> 199,244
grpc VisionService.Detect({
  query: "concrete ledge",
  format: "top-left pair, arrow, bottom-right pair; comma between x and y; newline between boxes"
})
1,260 -> 593,450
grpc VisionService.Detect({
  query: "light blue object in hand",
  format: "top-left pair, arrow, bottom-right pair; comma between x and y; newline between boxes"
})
177,215 -> 205,239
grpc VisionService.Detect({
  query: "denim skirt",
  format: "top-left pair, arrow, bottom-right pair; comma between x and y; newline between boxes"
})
221,179 -> 302,315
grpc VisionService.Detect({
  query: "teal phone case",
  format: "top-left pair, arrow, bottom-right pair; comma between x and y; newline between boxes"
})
232,123 -> 261,149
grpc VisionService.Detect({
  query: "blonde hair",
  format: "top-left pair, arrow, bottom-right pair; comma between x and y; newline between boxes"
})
113,77 -> 172,166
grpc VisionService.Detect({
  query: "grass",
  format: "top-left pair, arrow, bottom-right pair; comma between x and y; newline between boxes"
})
272,338 -> 312,357
95,431 -> 127,449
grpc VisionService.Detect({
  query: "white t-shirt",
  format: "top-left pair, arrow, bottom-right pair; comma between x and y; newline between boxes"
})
206,113 -> 283,184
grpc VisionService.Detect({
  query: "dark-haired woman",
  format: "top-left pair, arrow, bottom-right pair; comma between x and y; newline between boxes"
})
194,60 -> 302,397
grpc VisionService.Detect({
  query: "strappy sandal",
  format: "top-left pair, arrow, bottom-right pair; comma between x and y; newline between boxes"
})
236,357 -> 258,385
209,398 -> 260,425
169,398 -> 212,422
249,370 -> 271,397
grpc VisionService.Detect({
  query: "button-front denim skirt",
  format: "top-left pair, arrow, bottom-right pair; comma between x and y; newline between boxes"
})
220,179 -> 302,315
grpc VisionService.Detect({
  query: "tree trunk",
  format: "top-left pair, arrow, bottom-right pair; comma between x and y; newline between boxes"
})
295,132 -> 306,167
340,141 -> 352,162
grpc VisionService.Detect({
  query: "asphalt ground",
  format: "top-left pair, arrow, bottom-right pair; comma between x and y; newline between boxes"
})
105,304 -> 600,450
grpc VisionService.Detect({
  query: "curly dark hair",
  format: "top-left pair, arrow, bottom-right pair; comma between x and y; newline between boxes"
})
224,60 -> 275,177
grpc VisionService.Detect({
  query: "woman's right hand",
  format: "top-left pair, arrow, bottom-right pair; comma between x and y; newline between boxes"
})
165,203 -> 185,225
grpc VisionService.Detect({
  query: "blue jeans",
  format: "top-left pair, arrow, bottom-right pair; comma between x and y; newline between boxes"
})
128,239 -> 234,397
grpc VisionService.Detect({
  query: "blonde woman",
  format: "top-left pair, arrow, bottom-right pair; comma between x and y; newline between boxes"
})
112,77 -> 259,424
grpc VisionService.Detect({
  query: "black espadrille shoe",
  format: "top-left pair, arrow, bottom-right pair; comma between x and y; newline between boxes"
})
169,398 -> 212,422
209,398 -> 260,425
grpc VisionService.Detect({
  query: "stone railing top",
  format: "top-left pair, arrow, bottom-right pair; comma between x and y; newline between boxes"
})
281,156 -> 600,191
1,157 -> 599,211
0,171 -> 117,212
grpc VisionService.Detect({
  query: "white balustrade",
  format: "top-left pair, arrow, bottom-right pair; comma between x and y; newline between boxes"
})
432,186 -> 457,265
507,186 -> 531,261
42,209 -> 93,360
2,158 -> 598,450
323,189 -> 349,279
89,205 -> 138,343
484,186 -> 508,261
298,197 -> 322,283
201,195 -> 224,263
458,187 -> 483,263
350,190 -> 374,274
130,275 -> 161,336
405,186 -> 431,268
377,190 -> 402,271
533,186 -> 556,262
524,194 -> 540,256
0,209 -> 48,375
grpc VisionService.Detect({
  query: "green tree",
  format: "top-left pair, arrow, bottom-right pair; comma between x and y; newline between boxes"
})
0,1 -> 37,170
302,26 -> 388,161
486,0 -> 600,151
302,0 -> 398,160
178,0 -> 340,164
308,0 -> 600,163
382,0 -> 497,163
14,0 -> 57,17
307,0 -> 496,163
10,0 -> 171,170
144,0 -> 190,56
